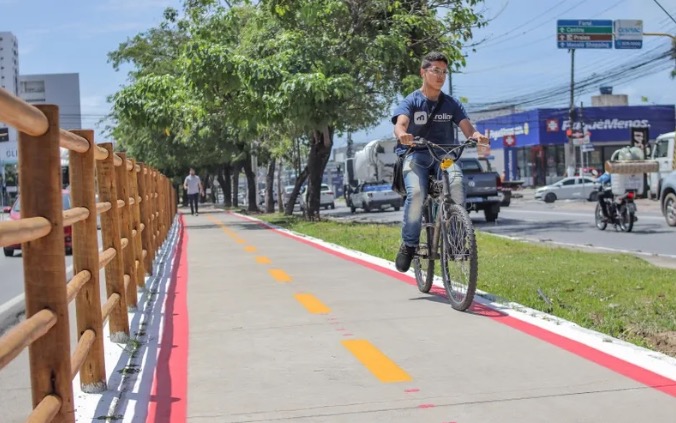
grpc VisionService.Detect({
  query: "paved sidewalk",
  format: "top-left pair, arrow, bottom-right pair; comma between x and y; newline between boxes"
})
149,209 -> 675,423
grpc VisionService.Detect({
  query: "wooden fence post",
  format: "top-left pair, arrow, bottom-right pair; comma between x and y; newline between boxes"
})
161,176 -> 168,241
115,153 -> 138,310
137,164 -> 152,275
129,160 -> 146,288
95,143 -> 130,342
19,105 -> 74,422
149,169 -> 157,263
69,129 -> 106,393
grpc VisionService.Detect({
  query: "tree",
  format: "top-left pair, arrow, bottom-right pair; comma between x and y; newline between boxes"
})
107,1 -> 486,220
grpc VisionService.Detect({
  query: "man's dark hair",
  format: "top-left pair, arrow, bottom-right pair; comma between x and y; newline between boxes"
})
421,52 -> 448,69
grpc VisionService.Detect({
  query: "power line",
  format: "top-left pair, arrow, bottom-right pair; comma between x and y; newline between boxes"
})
466,47 -> 673,112
652,0 -> 676,25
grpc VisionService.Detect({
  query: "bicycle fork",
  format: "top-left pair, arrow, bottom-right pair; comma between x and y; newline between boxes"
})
428,170 -> 452,261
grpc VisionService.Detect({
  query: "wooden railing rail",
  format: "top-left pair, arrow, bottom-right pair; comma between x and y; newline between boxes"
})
0,87 -> 177,422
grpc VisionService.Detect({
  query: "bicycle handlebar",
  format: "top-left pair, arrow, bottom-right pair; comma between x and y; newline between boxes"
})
409,136 -> 480,162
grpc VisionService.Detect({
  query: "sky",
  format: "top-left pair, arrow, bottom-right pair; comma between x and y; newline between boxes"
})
1,0 -> 674,148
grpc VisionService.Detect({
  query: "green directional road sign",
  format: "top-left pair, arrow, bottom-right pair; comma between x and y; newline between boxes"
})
557,20 -> 613,49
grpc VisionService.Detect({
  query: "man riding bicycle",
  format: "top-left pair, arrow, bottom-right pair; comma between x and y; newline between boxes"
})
391,51 -> 489,273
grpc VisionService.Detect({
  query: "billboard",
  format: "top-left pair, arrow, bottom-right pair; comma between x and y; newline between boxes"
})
538,105 -> 675,145
476,105 -> 675,148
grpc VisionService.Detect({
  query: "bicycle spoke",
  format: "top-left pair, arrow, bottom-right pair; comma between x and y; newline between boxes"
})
440,203 -> 477,311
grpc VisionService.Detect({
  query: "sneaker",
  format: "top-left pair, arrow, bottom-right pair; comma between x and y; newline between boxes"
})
395,243 -> 416,272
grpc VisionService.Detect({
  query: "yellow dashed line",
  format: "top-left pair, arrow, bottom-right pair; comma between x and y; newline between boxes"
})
256,256 -> 271,264
341,339 -> 412,383
294,293 -> 331,314
245,246 -> 257,252
207,216 -> 246,243
268,269 -> 292,283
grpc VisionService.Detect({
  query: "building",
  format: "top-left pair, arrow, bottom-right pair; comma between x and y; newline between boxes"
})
20,73 -> 82,129
0,31 -> 19,161
475,104 -> 676,187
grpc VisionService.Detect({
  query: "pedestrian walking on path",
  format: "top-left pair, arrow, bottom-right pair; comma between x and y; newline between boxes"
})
184,168 -> 204,216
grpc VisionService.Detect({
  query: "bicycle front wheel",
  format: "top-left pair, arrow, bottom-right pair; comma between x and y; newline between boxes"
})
440,203 -> 478,311
413,203 -> 435,293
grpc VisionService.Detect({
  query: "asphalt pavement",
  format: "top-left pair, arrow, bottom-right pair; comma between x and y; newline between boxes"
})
318,191 -> 675,262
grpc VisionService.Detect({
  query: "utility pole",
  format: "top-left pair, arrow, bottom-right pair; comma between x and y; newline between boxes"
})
566,49 -> 577,177
448,69 -> 459,141
346,131 -> 353,159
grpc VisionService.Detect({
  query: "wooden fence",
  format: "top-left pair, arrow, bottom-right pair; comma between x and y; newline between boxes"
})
0,87 -> 177,423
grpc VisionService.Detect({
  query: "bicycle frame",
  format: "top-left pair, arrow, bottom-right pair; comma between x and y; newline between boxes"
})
412,137 -> 475,260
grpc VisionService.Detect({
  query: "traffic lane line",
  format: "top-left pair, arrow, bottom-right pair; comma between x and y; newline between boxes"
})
208,216 -> 417,388
341,339 -> 412,383
268,268 -> 292,283
256,256 -> 271,264
146,216 -> 188,423
206,215 -> 247,244
294,293 -> 331,314
230,211 -> 676,398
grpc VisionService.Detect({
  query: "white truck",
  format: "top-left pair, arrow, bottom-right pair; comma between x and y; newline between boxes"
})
648,131 -> 675,199
343,138 -> 403,213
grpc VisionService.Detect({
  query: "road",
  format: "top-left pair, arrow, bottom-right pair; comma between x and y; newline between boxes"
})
0,231 -> 102,319
0,254 -> 74,305
319,197 -> 675,259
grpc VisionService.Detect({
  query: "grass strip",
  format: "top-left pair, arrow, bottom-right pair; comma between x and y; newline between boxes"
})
255,213 -> 676,357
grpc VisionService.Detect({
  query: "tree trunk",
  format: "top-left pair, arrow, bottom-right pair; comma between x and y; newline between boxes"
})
265,158 -> 276,213
218,163 -> 231,207
284,166 -> 309,216
277,160 -> 284,213
305,126 -> 333,220
242,153 -> 258,212
232,163 -> 241,208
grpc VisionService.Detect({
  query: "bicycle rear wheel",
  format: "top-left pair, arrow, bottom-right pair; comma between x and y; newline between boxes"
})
439,203 -> 477,311
413,203 -> 435,293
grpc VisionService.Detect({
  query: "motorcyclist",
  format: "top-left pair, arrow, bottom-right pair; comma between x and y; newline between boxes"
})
597,171 -> 613,221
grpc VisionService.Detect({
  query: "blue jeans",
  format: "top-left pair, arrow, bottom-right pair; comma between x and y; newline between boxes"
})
401,150 -> 464,247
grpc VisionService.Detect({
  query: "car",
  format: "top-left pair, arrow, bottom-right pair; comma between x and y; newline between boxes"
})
4,190 -> 73,257
299,183 -> 335,210
348,182 -> 402,213
534,176 -> 600,203
659,170 -> 676,227
282,185 -> 300,208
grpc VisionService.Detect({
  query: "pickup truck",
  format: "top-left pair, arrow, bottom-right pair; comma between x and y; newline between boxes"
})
348,181 -> 402,213
477,157 -> 512,207
457,157 -> 502,222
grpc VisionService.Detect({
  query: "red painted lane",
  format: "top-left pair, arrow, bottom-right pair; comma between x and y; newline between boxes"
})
230,212 -> 676,398
146,216 -> 189,423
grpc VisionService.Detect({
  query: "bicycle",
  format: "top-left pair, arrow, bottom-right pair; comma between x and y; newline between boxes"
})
409,136 -> 478,311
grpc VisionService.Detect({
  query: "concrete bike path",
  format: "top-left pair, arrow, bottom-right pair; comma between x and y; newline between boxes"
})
148,210 -> 675,423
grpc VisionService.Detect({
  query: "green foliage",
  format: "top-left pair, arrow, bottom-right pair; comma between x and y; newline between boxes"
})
107,0 -> 486,187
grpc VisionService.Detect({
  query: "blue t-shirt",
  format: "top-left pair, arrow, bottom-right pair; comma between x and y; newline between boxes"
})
391,90 -> 468,154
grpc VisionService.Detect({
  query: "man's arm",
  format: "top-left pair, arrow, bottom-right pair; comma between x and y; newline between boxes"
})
458,119 -> 489,145
183,177 -> 188,190
393,115 -> 414,145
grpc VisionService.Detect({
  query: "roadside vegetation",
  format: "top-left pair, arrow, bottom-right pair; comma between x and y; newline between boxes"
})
255,213 -> 676,357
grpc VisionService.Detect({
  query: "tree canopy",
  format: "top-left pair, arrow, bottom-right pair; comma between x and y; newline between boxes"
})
107,0 -> 486,216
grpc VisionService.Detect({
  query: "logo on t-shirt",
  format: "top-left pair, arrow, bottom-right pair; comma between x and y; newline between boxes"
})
413,111 -> 427,125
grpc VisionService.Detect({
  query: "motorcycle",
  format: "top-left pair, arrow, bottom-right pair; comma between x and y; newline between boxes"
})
595,187 -> 638,232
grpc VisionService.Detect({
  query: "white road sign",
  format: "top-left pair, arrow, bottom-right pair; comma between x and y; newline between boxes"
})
614,20 -> 643,49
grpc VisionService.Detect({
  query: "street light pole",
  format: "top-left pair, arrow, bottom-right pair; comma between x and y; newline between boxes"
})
566,48 -> 577,178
